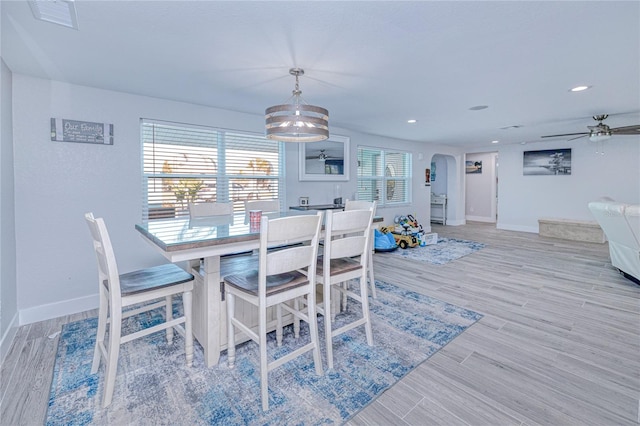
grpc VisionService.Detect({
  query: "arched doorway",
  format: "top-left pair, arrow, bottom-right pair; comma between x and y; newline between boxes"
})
429,153 -> 460,226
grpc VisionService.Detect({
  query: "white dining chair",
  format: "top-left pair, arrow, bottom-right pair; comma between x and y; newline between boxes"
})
244,199 -> 280,213
188,201 -> 234,217
85,212 -> 194,408
223,212 -> 324,411
344,199 -> 378,299
315,206 -> 375,370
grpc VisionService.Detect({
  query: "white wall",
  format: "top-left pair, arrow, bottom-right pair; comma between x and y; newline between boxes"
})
497,140 -> 640,233
1,57 -> 19,362
10,74 -> 640,326
12,75 -> 465,325
12,75 -> 271,323
285,132 -> 462,232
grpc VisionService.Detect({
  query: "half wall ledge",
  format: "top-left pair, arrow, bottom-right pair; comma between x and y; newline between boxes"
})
538,218 -> 605,244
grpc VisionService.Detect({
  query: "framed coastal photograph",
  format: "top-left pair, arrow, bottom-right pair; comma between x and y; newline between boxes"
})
523,148 -> 571,176
466,160 -> 482,174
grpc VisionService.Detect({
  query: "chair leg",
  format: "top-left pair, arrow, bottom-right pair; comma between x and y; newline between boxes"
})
360,275 -> 374,346
227,293 -> 236,368
323,280 -> 335,370
183,290 -> 193,367
368,250 -> 377,299
293,298 -> 300,338
165,295 -> 174,344
306,292 -> 323,376
276,304 -> 283,347
339,283 -> 347,316
102,310 -> 122,408
91,289 -> 108,374
259,303 -> 269,411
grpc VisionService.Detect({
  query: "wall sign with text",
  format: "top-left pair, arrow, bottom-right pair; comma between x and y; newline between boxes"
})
50,118 -> 114,145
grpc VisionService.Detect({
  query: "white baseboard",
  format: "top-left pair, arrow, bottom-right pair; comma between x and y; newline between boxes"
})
444,219 -> 466,226
19,293 -> 99,326
497,223 -> 538,233
0,312 -> 19,365
466,215 -> 496,223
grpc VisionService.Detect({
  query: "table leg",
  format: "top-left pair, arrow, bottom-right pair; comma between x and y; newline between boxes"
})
191,256 -> 222,367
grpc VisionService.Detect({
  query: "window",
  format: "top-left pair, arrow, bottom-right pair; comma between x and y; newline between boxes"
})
357,146 -> 411,205
142,120 -> 284,220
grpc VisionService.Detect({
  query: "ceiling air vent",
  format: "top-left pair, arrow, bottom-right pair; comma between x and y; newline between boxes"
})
29,0 -> 78,30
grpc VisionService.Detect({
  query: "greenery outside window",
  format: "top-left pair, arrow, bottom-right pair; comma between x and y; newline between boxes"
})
357,146 -> 411,206
142,119 -> 284,220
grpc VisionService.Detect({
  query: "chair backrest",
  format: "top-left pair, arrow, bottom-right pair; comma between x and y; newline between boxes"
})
258,212 -> 323,296
323,206 -> 375,263
345,199 -> 376,213
85,212 -> 121,302
189,202 -> 234,217
245,199 -> 280,213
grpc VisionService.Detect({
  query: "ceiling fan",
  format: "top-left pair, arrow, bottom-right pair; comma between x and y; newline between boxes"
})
541,114 -> 640,142
306,149 -> 334,162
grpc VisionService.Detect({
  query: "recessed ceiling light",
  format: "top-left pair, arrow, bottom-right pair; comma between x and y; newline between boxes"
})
570,85 -> 591,92
407,119 -> 417,124
491,140 -> 499,144
469,105 -> 489,111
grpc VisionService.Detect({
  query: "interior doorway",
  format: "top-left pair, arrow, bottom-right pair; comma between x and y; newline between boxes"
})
464,152 -> 498,224
429,154 -> 459,226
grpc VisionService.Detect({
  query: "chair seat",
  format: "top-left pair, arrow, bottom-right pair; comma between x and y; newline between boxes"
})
118,264 -> 194,296
224,270 -> 309,296
316,257 -> 362,276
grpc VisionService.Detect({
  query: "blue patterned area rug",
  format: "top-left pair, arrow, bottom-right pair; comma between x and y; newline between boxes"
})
46,281 -> 482,425
385,237 -> 486,265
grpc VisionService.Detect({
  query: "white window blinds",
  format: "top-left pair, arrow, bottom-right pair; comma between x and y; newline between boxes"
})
357,146 -> 411,205
142,120 -> 283,220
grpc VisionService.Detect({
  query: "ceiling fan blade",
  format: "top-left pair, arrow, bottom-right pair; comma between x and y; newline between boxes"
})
567,134 -> 588,141
611,125 -> 640,135
541,132 -> 589,139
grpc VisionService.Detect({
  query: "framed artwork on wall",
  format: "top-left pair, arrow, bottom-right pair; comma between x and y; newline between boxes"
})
51,118 -> 114,145
523,148 -> 571,175
466,160 -> 482,174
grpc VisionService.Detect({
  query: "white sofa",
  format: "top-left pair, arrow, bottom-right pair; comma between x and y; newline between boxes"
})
588,200 -> 640,284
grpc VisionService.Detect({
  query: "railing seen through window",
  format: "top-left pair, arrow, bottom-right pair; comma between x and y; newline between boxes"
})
357,146 -> 411,206
142,120 -> 284,220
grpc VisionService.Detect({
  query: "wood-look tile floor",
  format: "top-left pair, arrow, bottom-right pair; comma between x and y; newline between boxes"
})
2,222 -> 639,425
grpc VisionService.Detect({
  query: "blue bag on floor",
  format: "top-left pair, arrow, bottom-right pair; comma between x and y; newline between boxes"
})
374,229 -> 398,252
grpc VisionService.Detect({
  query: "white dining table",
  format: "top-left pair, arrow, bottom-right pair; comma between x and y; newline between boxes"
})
135,210 -> 382,367
136,212 -> 281,367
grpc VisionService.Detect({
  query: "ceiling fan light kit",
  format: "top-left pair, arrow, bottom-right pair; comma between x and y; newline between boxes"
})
541,114 -> 640,144
265,68 -> 329,143
589,132 -> 611,143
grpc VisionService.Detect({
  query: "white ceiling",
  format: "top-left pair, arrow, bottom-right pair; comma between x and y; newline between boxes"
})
2,1 -> 639,149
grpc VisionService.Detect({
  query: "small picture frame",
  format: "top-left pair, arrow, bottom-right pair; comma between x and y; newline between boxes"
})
466,161 -> 482,174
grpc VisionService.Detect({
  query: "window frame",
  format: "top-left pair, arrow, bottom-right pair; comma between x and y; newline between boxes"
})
141,119 -> 285,221
357,145 -> 412,206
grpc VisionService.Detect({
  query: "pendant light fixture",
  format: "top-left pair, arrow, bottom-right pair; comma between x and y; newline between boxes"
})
265,68 -> 329,142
